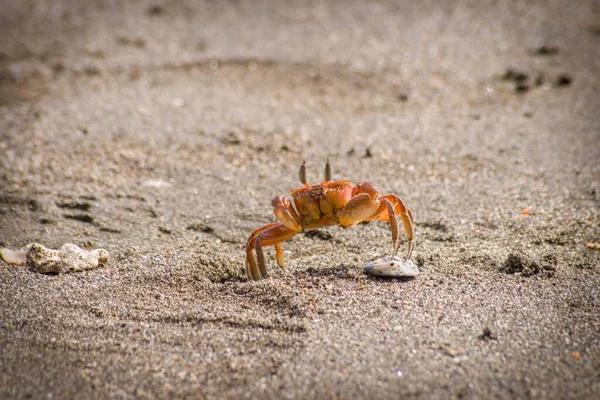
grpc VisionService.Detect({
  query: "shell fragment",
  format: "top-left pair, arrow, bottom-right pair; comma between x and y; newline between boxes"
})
363,256 -> 419,278
1,243 -> 109,274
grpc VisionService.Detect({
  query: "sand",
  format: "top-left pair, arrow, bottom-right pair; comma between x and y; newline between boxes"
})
1,0 -> 599,398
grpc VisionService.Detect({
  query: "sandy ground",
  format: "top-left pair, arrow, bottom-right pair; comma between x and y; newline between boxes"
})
1,0 -> 599,399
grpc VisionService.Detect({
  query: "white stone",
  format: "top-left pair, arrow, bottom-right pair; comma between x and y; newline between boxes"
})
363,256 -> 419,278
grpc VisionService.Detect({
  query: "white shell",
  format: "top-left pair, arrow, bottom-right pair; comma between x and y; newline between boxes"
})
363,256 -> 419,278
0,247 -> 29,264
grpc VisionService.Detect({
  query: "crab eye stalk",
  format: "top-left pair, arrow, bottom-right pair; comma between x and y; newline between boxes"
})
324,158 -> 333,181
299,160 -> 307,184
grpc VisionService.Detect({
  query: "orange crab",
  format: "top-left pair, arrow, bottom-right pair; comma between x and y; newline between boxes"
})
245,160 -> 415,280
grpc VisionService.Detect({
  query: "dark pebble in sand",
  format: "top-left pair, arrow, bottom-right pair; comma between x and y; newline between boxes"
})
502,69 -> 528,82
99,226 -> 122,233
187,223 -> 215,234
478,327 -> 498,341
27,199 -> 40,211
533,45 -> 559,55
56,200 -> 92,211
147,5 -> 164,16
158,226 -> 173,234
555,74 -> 572,87
64,214 -> 94,224
515,82 -> 529,93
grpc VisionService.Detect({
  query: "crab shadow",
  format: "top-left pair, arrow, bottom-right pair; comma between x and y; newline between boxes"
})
294,264 -> 417,282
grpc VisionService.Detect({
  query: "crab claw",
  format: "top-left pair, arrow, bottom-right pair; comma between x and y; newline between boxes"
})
246,222 -> 298,280
363,256 -> 419,278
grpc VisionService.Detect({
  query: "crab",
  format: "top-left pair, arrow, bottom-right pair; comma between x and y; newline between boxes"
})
245,160 -> 415,280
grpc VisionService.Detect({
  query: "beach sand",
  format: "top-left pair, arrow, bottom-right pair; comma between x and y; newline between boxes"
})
1,1 -> 599,398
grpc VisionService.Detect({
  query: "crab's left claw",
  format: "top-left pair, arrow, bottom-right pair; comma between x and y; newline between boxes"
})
246,223 -> 297,280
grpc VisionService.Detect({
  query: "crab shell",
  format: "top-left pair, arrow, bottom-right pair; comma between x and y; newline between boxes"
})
289,180 -> 358,229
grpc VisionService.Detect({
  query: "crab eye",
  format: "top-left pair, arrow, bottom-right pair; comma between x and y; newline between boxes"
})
299,160 -> 307,184
324,158 -> 333,181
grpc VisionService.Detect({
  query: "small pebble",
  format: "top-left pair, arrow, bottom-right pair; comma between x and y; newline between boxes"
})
555,74 -> 572,87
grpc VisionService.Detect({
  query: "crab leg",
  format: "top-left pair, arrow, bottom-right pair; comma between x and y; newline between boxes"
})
373,194 -> 415,259
246,222 -> 279,280
255,239 -> 267,277
341,193 -> 401,256
275,244 -> 285,269
246,223 -> 297,280
382,198 -> 400,256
